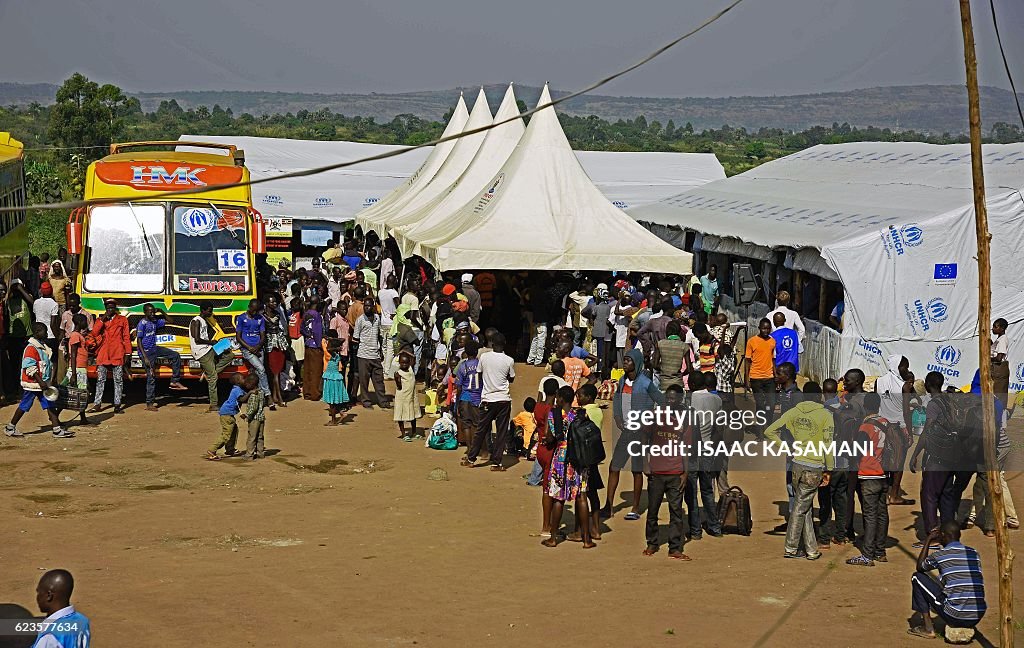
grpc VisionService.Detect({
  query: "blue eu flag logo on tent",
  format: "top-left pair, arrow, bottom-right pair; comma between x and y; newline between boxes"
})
933,263 -> 957,283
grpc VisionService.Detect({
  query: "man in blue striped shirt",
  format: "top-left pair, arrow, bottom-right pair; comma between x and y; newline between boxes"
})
909,520 -> 986,639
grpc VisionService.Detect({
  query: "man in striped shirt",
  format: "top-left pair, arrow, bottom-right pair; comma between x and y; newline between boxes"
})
909,520 -> 986,639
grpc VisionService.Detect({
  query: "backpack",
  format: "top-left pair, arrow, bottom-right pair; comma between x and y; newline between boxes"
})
864,415 -> 905,473
717,486 -> 753,536
830,396 -> 866,445
426,413 -> 458,450
566,413 -> 605,469
927,396 -> 984,466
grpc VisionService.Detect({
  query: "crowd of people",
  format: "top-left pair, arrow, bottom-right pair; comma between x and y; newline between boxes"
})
1,237 -> 1015,643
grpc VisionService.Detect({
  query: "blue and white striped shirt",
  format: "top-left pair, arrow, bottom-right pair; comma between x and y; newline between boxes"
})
921,541 -> 986,621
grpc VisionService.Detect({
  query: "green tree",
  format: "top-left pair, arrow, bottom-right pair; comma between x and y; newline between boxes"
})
47,73 -> 120,162
744,141 -> 767,159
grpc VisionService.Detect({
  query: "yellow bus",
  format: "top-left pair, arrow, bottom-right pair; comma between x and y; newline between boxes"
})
68,141 -> 266,378
0,133 -> 28,281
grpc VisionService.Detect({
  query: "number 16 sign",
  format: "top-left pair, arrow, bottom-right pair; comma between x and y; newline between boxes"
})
217,249 -> 248,271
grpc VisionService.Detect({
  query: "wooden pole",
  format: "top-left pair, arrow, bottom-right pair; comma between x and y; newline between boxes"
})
958,2 -> 1014,645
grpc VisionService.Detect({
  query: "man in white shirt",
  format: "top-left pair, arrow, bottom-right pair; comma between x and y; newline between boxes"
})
32,282 -> 60,355
327,266 -> 344,309
378,275 -> 401,376
536,359 -> 568,401
767,290 -> 806,352
463,333 -> 515,471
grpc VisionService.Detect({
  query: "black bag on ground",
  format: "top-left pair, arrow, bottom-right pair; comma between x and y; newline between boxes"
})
567,413 -> 605,470
717,486 -> 753,536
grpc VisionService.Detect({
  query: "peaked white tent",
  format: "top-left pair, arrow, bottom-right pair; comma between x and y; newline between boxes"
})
393,83 -> 525,258
417,85 -> 693,273
372,87 -> 493,236
353,94 -> 469,233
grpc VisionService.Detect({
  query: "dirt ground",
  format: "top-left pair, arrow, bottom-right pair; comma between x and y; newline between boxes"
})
0,363 -> 1021,648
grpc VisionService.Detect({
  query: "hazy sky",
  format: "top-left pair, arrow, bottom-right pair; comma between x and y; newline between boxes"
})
1,0 -> 1021,97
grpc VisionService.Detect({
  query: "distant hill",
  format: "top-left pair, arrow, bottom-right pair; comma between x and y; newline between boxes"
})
2,82 -> 1021,135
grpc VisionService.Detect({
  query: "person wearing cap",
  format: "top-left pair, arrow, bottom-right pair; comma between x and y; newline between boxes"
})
32,281 -> 60,357
461,274 -> 481,323
90,298 -> 131,414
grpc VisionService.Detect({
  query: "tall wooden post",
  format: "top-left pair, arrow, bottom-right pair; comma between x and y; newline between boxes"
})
958,2 -> 1014,645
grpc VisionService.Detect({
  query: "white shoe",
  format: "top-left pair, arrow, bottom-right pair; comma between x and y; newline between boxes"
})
4,424 -> 23,438
52,427 -> 75,439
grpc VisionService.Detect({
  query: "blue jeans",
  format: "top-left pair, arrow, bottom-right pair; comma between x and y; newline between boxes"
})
145,346 -> 182,404
526,459 -> 543,486
686,457 -> 721,536
241,348 -> 271,396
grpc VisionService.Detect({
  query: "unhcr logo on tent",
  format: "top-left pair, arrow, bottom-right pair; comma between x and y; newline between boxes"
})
1012,363 -> 1024,392
928,344 -> 962,379
362,197 -> 380,208
880,222 -> 924,258
262,194 -> 283,206
313,196 -> 334,209
905,297 -> 948,333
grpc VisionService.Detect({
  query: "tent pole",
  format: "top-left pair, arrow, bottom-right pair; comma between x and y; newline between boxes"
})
959,2 -> 1013,646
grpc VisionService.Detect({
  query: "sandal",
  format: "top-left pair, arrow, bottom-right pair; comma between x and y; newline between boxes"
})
169,382 -> 188,391
489,465 -> 506,472
907,627 -> 936,639
204,451 -> 221,461
668,552 -> 692,561
460,457 -> 476,468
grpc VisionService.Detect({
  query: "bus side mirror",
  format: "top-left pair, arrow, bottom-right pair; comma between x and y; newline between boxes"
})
250,209 -> 266,254
67,208 -> 85,254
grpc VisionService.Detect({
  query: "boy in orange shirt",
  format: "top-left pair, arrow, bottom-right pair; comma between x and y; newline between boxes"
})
744,318 -> 776,438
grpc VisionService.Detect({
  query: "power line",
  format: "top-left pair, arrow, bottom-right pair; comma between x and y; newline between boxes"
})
988,0 -> 1024,129
2,0 -> 745,213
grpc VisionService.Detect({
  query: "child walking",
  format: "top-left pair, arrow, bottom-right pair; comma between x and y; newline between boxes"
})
240,377 -> 267,460
393,351 -> 420,441
321,336 -> 350,426
206,374 -> 254,460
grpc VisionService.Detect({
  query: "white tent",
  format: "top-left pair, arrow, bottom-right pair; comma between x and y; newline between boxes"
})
353,93 -> 468,232
629,142 -> 1024,381
393,83 -> 525,258
416,85 -> 693,273
371,87 -> 493,236
178,135 -> 723,224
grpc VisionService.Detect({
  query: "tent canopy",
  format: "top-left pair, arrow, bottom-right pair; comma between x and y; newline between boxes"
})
629,142 -> 1024,251
417,85 -> 693,274
179,136 -> 722,224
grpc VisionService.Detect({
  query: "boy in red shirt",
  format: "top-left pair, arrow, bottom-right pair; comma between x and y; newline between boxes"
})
847,391 -> 891,566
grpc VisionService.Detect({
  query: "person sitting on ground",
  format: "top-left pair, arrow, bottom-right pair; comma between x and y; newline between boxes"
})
32,568 -> 91,647
908,521 -> 986,640
511,397 -> 538,458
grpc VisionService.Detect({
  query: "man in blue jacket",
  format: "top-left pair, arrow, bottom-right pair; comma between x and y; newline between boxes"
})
603,348 -> 665,521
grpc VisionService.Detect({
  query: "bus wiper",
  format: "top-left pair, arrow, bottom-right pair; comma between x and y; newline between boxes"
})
126,201 -> 154,258
207,202 -> 250,250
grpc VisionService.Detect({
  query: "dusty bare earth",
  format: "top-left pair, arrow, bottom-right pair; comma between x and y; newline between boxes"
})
0,364 -> 1021,647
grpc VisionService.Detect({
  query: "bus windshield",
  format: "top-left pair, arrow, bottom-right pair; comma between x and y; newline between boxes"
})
84,203 -> 166,293
172,204 -> 249,294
